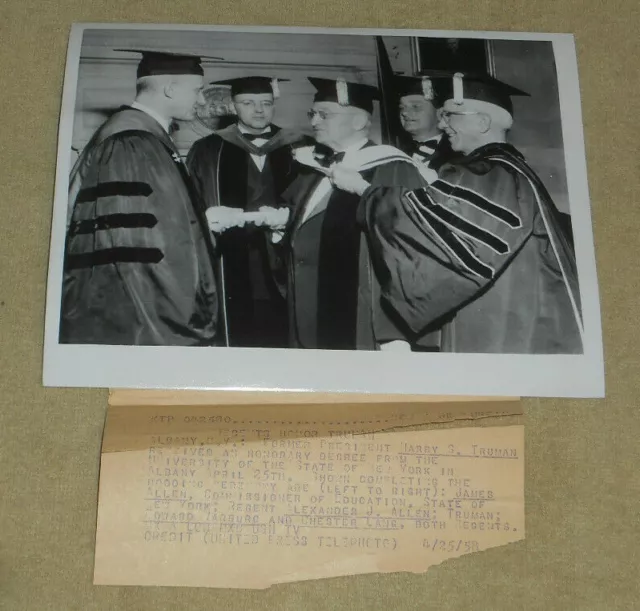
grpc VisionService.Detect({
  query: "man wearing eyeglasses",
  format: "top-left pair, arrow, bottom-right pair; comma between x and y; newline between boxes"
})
187,76 -> 304,348
330,72 -> 583,354
281,77 -> 431,352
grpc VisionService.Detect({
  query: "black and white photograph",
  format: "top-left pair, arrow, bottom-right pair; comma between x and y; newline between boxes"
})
43,23 -> 605,396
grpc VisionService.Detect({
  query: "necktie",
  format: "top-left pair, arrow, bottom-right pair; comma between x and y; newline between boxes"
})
313,148 -> 346,168
411,138 -> 440,159
242,129 -> 273,142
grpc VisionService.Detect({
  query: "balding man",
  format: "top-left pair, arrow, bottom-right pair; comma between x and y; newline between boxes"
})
282,77 -> 431,351
331,72 -> 583,354
60,49 -> 219,346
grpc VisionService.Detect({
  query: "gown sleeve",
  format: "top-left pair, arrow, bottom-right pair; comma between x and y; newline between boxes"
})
360,164 -> 534,336
361,160 -> 438,345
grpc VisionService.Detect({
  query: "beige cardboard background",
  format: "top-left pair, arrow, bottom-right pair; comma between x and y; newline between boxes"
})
1,1 -> 639,609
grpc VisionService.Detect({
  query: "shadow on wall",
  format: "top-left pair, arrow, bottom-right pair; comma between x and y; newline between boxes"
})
492,40 -> 570,215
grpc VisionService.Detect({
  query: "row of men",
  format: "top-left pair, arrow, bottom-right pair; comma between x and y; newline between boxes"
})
60,49 -> 583,353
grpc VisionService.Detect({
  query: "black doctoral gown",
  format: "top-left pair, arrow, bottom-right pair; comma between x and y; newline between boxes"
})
187,124 -> 303,347
60,107 -> 219,346
361,143 -> 584,354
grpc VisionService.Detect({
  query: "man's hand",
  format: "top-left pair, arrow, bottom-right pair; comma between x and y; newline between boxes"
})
329,166 -> 370,196
379,339 -> 412,352
252,206 -> 290,231
206,206 -> 246,233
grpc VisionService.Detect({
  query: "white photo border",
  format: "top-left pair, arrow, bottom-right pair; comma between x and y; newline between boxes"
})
43,23 -> 605,398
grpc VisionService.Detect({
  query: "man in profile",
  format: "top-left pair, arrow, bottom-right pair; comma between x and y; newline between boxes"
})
187,76 -> 302,347
395,70 -> 454,172
331,72 -> 583,354
282,77 -> 431,352
60,49 -> 219,346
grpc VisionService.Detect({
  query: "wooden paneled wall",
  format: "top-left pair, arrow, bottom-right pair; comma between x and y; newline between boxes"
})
493,40 -> 570,213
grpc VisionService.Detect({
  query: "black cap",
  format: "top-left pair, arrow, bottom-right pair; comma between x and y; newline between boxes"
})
211,76 -> 289,98
395,70 -> 452,107
308,77 -> 380,114
115,48 -> 222,79
448,72 -> 530,116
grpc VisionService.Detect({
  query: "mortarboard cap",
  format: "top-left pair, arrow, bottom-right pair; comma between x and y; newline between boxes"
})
212,76 -> 290,98
448,72 -> 530,116
394,70 -> 453,106
115,49 -> 222,79
308,77 -> 380,114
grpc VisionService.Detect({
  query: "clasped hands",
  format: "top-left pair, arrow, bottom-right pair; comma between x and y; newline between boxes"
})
207,206 -> 290,233
206,167 -> 371,233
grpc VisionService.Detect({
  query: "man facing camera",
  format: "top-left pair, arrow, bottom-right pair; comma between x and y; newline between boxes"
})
282,77 -> 431,352
331,72 -> 583,354
61,49 -> 219,346
396,70 -> 455,172
187,76 -> 303,347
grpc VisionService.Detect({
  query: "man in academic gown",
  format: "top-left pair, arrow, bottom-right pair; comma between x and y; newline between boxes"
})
187,76 -> 303,347
282,77 -> 431,351
60,49 -> 219,346
395,71 -> 455,172
331,72 -> 583,354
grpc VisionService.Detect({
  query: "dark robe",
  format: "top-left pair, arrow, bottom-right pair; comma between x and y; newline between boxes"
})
60,107 -> 218,346
187,124 -> 303,347
282,141 -> 428,351
361,143 -> 584,354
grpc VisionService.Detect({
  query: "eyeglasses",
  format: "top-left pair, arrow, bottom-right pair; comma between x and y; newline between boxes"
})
439,110 -> 479,122
306,109 -> 354,121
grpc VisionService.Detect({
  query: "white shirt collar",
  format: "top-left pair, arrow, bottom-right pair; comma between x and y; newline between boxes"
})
130,101 -> 171,133
238,124 -> 272,136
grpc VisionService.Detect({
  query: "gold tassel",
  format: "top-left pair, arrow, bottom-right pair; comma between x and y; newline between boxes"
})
421,77 -> 433,101
336,78 -> 349,106
453,72 -> 464,105
271,78 -> 280,99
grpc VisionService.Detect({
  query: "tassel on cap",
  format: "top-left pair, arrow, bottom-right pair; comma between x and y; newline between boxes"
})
271,78 -> 280,99
336,78 -> 350,106
308,77 -> 379,113
421,76 -> 434,101
453,72 -> 464,105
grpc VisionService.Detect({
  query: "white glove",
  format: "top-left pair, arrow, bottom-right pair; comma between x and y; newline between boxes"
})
255,206 -> 290,231
242,207 -> 290,244
379,340 -> 412,352
328,165 -> 370,196
206,206 -> 247,233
